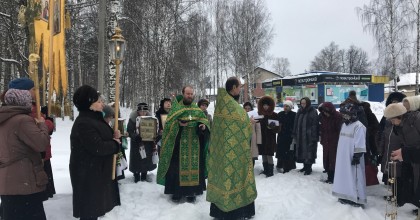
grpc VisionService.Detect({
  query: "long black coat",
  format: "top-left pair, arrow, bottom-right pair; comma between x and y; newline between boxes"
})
276,111 -> 296,159
70,110 -> 120,218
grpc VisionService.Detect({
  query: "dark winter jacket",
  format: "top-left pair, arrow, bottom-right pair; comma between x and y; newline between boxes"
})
0,106 -> 50,195
276,110 -> 296,159
362,102 -> 379,157
396,111 -> 420,196
318,102 -> 342,171
378,120 -> 404,177
293,101 -> 319,164
155,107 -> 169,132
127,111 -> 157,173
70,110 -> 120,218
257,96 -> 280,156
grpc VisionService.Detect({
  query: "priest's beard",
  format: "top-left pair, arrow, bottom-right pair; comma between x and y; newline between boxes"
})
183,98 -> 193,105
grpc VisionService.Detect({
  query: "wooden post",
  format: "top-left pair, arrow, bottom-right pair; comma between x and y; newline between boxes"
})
48,0 -> 54,116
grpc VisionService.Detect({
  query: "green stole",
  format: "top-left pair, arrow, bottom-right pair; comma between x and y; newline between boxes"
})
157,95 -> 210,186
206,88 -> 257,212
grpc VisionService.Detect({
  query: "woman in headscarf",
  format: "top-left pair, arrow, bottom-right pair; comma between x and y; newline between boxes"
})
318,102 -> 342,183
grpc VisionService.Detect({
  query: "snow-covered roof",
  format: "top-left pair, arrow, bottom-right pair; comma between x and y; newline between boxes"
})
387,72 -> 420,86
282,71 -> 355,79
262,77 -> 282,83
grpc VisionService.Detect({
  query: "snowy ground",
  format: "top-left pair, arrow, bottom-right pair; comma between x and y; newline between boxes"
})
14,102 -> 420,219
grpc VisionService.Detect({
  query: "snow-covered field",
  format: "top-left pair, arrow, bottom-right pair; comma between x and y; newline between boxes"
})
13,102 -> 420,219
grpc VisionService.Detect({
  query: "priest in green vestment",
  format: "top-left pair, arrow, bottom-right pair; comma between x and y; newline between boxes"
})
207,77 -> 257,219
156,86 -> 210,203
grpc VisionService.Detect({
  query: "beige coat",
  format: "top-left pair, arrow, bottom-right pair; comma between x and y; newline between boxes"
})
0,106 -> 50,195
251,122 -> 261,158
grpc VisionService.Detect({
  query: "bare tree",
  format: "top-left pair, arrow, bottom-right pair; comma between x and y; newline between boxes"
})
406,0 -> 420,94
310,42 -> 344,72
357,0 -> 410,90
345,45 -> 370,74
272,57 -> 291,76
223,0 -> 273,100
399,52 -> 416,73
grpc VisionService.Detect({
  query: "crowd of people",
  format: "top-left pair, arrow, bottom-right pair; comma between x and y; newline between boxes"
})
2,76 -> 420,219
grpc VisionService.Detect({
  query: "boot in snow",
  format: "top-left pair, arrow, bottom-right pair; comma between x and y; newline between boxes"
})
304,164 -> 312,175
134,173 -> 140,183
266,164 -> 274,177
260,162 -> 268,175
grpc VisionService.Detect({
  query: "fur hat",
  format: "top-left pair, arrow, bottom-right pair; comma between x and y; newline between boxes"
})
73,85 -> 99,111
197,99 -> 209,107
8,78 -> 34,90
137,102 -> 149,111
384,103 -> 407,119
258,96 -> 275,115
403,96 -> 420,111
103,105 -> 115,119
283,100 -> 294,109
4,89 -> 32,108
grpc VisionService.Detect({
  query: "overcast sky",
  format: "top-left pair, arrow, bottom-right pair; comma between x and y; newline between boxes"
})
265,0 -> 376,75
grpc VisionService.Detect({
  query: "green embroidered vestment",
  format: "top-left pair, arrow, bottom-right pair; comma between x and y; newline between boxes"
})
206,88 -> 257,212
157,95 -> 210,187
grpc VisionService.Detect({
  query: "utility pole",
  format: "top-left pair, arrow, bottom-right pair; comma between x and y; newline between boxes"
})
97,0 -> 106,94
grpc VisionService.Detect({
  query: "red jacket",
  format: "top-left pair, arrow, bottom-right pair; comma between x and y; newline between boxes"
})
30,104 -> 54,160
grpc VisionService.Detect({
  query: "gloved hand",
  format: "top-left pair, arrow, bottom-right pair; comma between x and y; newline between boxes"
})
351,152 -> 363,165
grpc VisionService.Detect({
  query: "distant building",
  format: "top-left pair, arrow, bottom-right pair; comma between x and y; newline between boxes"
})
242,67 -> 282,103
386,72 -> 420,98
261,71 -> 388,107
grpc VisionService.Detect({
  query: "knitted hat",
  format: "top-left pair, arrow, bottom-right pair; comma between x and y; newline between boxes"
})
4,89 -> 32,108
384,103 -> 407,119
283,100 -> 294,109
73,85 -> 99,111
197,99 -> 209,107
103,105 -> 115,118
137,102 -> 149,111
8,78 -> 35,90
